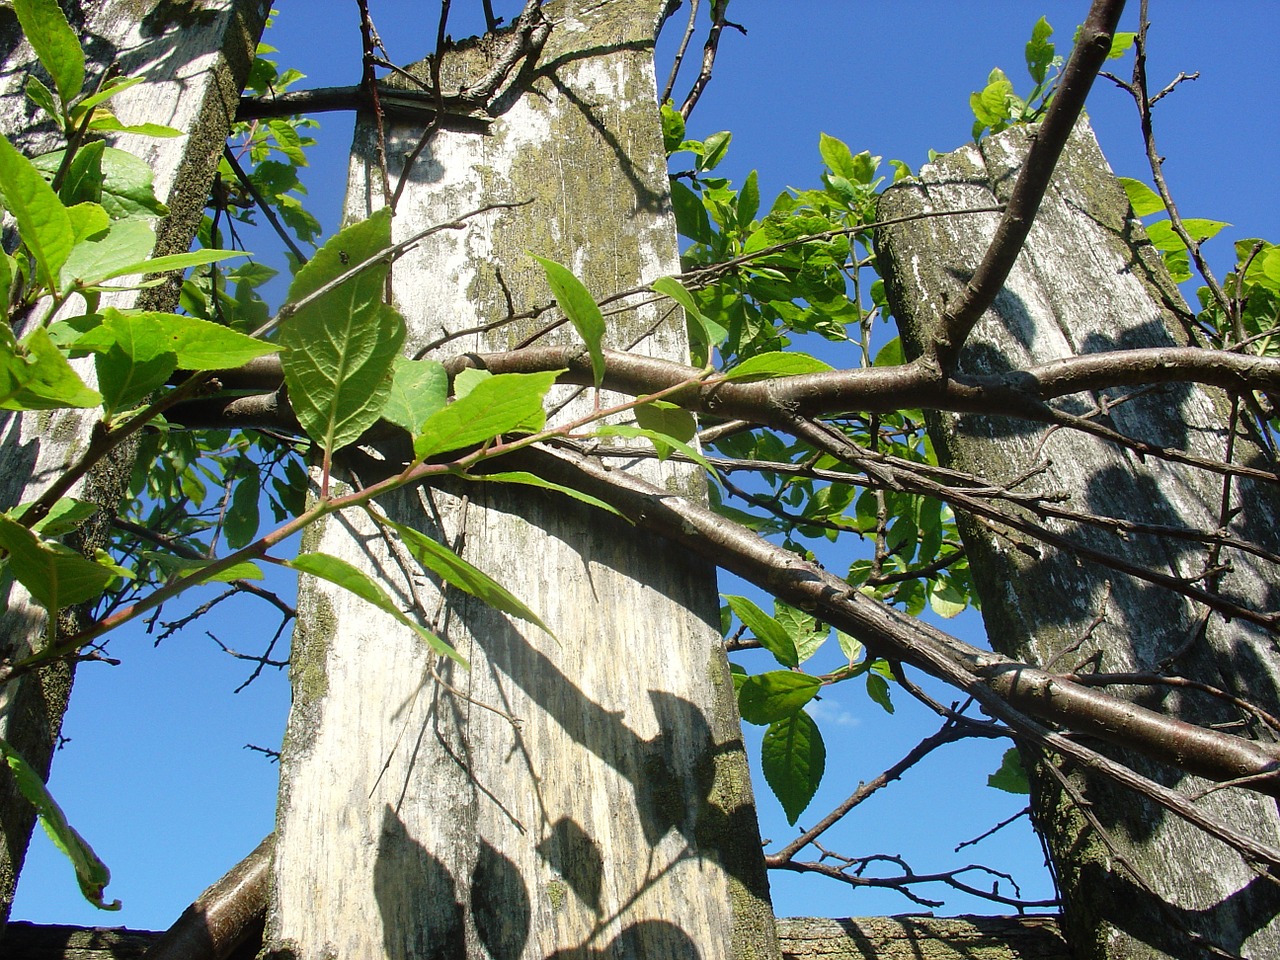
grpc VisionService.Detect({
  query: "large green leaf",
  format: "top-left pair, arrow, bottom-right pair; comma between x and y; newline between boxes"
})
280,209 -> 405,453
289,552 -> 467,667
14,0 -> 85,107
0,133 -> 74,291
762,711 -> 825,825
382,356 -> 447,434
0,514 -> 115,610
651,275 -> 727,351
532,255 -> 606,387
32,146 -> 170,220
372,511 -> 552,635
0,324 -> 101,410
725,594 -> 797,667
414,371 -> 559,461
1145,218 -> 1230,253
60,218 -> 246,291
722,351 -> 834,382
76,309 -> 276,371
737,670 -> 822,725
0,736 -> 118,910
479,471 -> 626,519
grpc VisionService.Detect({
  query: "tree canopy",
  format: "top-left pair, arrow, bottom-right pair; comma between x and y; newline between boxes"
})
3,1 -> 1280,956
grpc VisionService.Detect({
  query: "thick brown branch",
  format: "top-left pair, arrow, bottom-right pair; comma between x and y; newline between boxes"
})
927,0 -> 1126,371
510,444 -> 1280,799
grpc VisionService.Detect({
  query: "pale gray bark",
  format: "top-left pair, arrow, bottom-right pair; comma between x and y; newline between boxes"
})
3,914 -> 1070,960
877,120 -> 1280,959
265,2 -> 778,959
0,0 -> 268,928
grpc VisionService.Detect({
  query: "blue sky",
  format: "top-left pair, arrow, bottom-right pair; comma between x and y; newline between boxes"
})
12,0 -> 1278,933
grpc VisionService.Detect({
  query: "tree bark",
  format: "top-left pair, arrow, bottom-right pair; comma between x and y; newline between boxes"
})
0,0 -> 268,929
876,119 -> 1280,959
264,2 -> 778,958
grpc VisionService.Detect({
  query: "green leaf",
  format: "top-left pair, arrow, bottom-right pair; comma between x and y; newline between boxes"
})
11,496 -> 96,536
372,511 -> 552,635
971,69 -> 1015,129
85,116 -> 181,138
699,130 -> 732,171
531,255 -> 606,388
0,133 -> 74,291
0,736 -> 118,910
25,75 -> 60,125
454,367 -> 491,399
382,356 -> 448,434
59,218 -> 154,290
722,351 -> 834,382
928,579 -> 968,619
738,671 -> 823,725
739,169 -> 760,228
651,275 -> 727,350
415,370 -> 559,461
14,0 -> 85,107
660,100 -> 685,154
280,209 -> 405,453
141,552 -> 264,583
480,471 -> 626,519
836,629 -> 863,665
0,325 -> 101,410
671,180 -> 713,245
1108,32 -> 1137,60
0,514 -> 115,610
1145,218 -> 1230,253
761,711 -> 825,825
1117,177 -> 1165,217
633,400 -> 696,445
988,747 -> 1030,794
726,594 -> 797,667
819,132 -> 858,181
774,602 -> 826,665
31,146 -> 169,219
866,672 -> 895,714
224,470 -> 261,549
1024,16 -> 1055,84
289,552 -> 467,667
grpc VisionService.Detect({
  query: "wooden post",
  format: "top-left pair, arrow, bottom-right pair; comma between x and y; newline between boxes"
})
0,0 -> 269,928
876,120 -> 1280,958
265,2 -> 779,958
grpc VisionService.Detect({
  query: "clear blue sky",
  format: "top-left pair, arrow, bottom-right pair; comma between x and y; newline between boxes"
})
13,0 -> 1278,933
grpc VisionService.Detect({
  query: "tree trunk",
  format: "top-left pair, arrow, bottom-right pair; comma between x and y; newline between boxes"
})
0,0 -> 268,928
264,2 -> 778,958
876,120 -> 1280,959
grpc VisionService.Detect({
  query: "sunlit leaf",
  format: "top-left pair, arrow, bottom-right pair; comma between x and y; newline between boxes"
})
725,594 -> 797,667
280,209 -> 405,453
723,351 -> 834,382
289,552 -> 467,667
1117,177 -> 1165,217
532,255 -> 606,387
988,747 -> 1030,794
0,514 -> 115,610
414,371 -> 558,461
0,736 -> 118,910
382,356 -> 447,435
762,711 -> 825,825
14,0 -> 85,107
372,510 -> 552,635
738,670 -> 823,725
0,133 -> 74,291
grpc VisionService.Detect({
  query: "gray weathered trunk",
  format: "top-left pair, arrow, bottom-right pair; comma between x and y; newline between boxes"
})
0,0 -> 268,927
265,2 -> 778,958
876,120 -> 1280,958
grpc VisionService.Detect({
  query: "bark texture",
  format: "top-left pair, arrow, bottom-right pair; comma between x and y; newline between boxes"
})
0,0 -> 268,928
265,2 -> 778,958
876,120 -> 1280,958
3,915 -> 1069,960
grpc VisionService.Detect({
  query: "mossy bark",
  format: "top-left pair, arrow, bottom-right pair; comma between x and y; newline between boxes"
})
265,2 -> 778,959
876,120 -> 1280,959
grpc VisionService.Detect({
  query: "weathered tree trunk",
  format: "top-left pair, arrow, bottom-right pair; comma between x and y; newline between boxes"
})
265,2 -> 778,958
0,0 -> 268,928
876,120 -> 1280,958
2,914 -> 1072,960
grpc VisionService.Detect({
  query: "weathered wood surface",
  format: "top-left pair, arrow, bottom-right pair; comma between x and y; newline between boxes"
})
876,120 -> 1280,959
3,915 -> 1070,960
0,0 -> 268,928
265,2 -> 778,959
